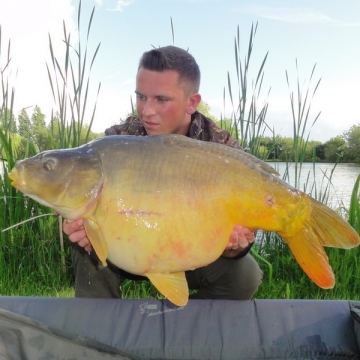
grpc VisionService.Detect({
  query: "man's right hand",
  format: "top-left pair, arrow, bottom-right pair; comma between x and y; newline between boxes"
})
63,219 -> 93,252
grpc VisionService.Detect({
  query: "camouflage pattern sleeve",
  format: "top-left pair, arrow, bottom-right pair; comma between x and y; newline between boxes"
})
104,112 -> 241,150
104,116 -> 147,136
189,112 -> 242,150
207,120 -> 242,149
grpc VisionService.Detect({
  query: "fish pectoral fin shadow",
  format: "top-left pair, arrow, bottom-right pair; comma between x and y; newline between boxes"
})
84,219 -> 108,267
146,271 -> 189,307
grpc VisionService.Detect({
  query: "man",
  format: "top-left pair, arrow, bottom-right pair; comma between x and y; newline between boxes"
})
64,46 -> 263,300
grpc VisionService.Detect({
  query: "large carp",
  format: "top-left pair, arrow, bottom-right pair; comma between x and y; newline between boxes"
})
8,135 -> 360,306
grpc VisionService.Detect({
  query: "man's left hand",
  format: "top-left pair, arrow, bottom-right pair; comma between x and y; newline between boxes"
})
222,225 -> 255,258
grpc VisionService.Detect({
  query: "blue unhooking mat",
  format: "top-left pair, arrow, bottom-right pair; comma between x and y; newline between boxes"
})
0,297 -> 359,359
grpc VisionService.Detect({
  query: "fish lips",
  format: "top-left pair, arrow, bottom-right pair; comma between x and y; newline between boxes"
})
8,169 -> 20,188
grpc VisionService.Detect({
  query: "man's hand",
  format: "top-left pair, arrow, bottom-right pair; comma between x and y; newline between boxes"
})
63,218 -> 93,252
222,225 -> 255,258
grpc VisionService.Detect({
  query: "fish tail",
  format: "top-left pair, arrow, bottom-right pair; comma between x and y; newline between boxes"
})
280,198 -> 360,289
311,198 -> 360,248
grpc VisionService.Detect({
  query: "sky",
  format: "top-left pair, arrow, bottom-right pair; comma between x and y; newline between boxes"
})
0,0 -> 359,142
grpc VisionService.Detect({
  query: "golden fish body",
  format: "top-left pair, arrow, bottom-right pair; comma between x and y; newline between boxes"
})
8,135 -> 360,306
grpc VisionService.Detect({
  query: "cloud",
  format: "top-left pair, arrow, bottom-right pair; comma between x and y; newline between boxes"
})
262,10 -> 334,24
94,0 -> 134,12
120,78 -> 135,86
238,6 -> 337,24
107,0 -> 134,12
336,22 -> 360,27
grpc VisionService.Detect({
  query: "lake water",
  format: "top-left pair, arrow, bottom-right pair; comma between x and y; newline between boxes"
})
1,160 -> 359,209
268,162 -> 360,210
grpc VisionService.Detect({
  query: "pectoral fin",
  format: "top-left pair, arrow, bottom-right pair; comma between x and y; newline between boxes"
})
146,272 -> 189,306
84,219 -> 108,267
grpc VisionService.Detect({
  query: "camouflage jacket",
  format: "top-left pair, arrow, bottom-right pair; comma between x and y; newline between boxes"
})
104,111 -> 241,150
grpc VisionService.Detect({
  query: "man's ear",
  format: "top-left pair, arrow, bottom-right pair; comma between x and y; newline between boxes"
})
186,93 -> 202,114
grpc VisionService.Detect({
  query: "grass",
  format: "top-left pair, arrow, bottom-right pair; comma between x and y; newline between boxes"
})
0,3 -> 359,301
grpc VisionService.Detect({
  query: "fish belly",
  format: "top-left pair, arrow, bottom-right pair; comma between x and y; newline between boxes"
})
99,191 -> 234,275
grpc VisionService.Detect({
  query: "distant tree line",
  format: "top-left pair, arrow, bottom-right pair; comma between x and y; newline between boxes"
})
220,123 -> 360,163
198,101 -> 360,163
1,103 -> 360,163
0,105 -> 102,160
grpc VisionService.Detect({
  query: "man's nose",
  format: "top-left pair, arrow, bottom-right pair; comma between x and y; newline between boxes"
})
142,99 -> 156,116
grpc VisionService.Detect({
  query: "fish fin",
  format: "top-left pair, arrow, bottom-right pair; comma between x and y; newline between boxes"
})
282,227 -> 335,289
310,198 -> 360,248
146,272 -> 189,306
280,197 -> 360,289
84,219 -> 108,267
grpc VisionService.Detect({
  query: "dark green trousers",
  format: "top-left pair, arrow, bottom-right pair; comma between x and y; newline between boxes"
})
72,244 -> 263,301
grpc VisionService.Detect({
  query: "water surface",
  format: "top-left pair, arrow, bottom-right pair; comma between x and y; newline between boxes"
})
268,162 -> 360,209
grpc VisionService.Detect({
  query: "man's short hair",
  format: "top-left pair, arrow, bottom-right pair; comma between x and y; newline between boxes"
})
138,46 -> 201,94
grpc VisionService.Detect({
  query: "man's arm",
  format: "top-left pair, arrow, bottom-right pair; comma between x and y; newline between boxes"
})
104,116 -> 146,136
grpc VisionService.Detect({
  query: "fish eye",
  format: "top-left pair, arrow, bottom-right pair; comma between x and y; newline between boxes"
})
43,158 -> 56,171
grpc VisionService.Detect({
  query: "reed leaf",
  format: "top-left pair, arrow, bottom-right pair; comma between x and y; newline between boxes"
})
348,174 -> 360,234
225,22 -> 272,159
284,61 -> 322,190
46,0 -> 100,149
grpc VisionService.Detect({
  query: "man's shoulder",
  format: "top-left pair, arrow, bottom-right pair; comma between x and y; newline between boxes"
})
104,116 -> 146,136
191,112 -> 241,149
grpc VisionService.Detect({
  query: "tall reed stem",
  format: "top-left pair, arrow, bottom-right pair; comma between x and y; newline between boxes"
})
46,0 -> 101,149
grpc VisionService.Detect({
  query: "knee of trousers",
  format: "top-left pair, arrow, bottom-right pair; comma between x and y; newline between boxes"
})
223,254 -> 263,300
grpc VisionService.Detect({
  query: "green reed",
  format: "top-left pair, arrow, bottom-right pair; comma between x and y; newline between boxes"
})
348,174 -> 360,234
224,23 -> 272,160
0,2 -> 101,296
46,0 -> 101,149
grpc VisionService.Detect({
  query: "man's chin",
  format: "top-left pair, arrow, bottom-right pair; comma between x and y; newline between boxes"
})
145,127 -> 167,136
143,123 -> 162,135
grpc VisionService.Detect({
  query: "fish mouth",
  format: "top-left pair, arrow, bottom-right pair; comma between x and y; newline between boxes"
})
8,170 -> 19,188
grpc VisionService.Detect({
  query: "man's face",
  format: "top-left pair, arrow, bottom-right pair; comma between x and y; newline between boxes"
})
135,68 -> 201,135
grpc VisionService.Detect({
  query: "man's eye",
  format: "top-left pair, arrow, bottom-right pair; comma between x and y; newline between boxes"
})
136,94 -> 146,101
158,98 -> 168,102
